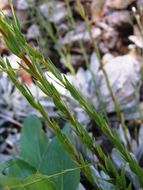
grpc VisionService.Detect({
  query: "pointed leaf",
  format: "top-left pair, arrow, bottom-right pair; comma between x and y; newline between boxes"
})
39,125 -> 80,190
20,115 -> 49,169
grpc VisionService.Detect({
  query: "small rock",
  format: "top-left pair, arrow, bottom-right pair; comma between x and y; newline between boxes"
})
57,23 -> 69,36
99,54 -> 140,116
106,0 -> 136,9
16,0 -> 35,10
39,1 -> 67,23
6,133 -> 20,147
60,27 -> 101,45
99,41 -> 109,53
106,11 -> 132,28
27,24 -> 41,40
129,35 -> 143,48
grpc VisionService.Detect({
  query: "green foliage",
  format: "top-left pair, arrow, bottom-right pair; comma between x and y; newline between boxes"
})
20,115 -> 49,168
0,115 -> 80,190
39,125 -> 80,190
0,173 -> 57,190
8,159 -> 37,179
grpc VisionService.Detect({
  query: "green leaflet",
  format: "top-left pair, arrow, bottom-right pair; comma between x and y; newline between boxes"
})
8,159 -> 36,179
0,173 -> 57,190
0,116 -> 80,190
20,115 -> 49,168
0,159 -> 36,180
39,125 -> 80,190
